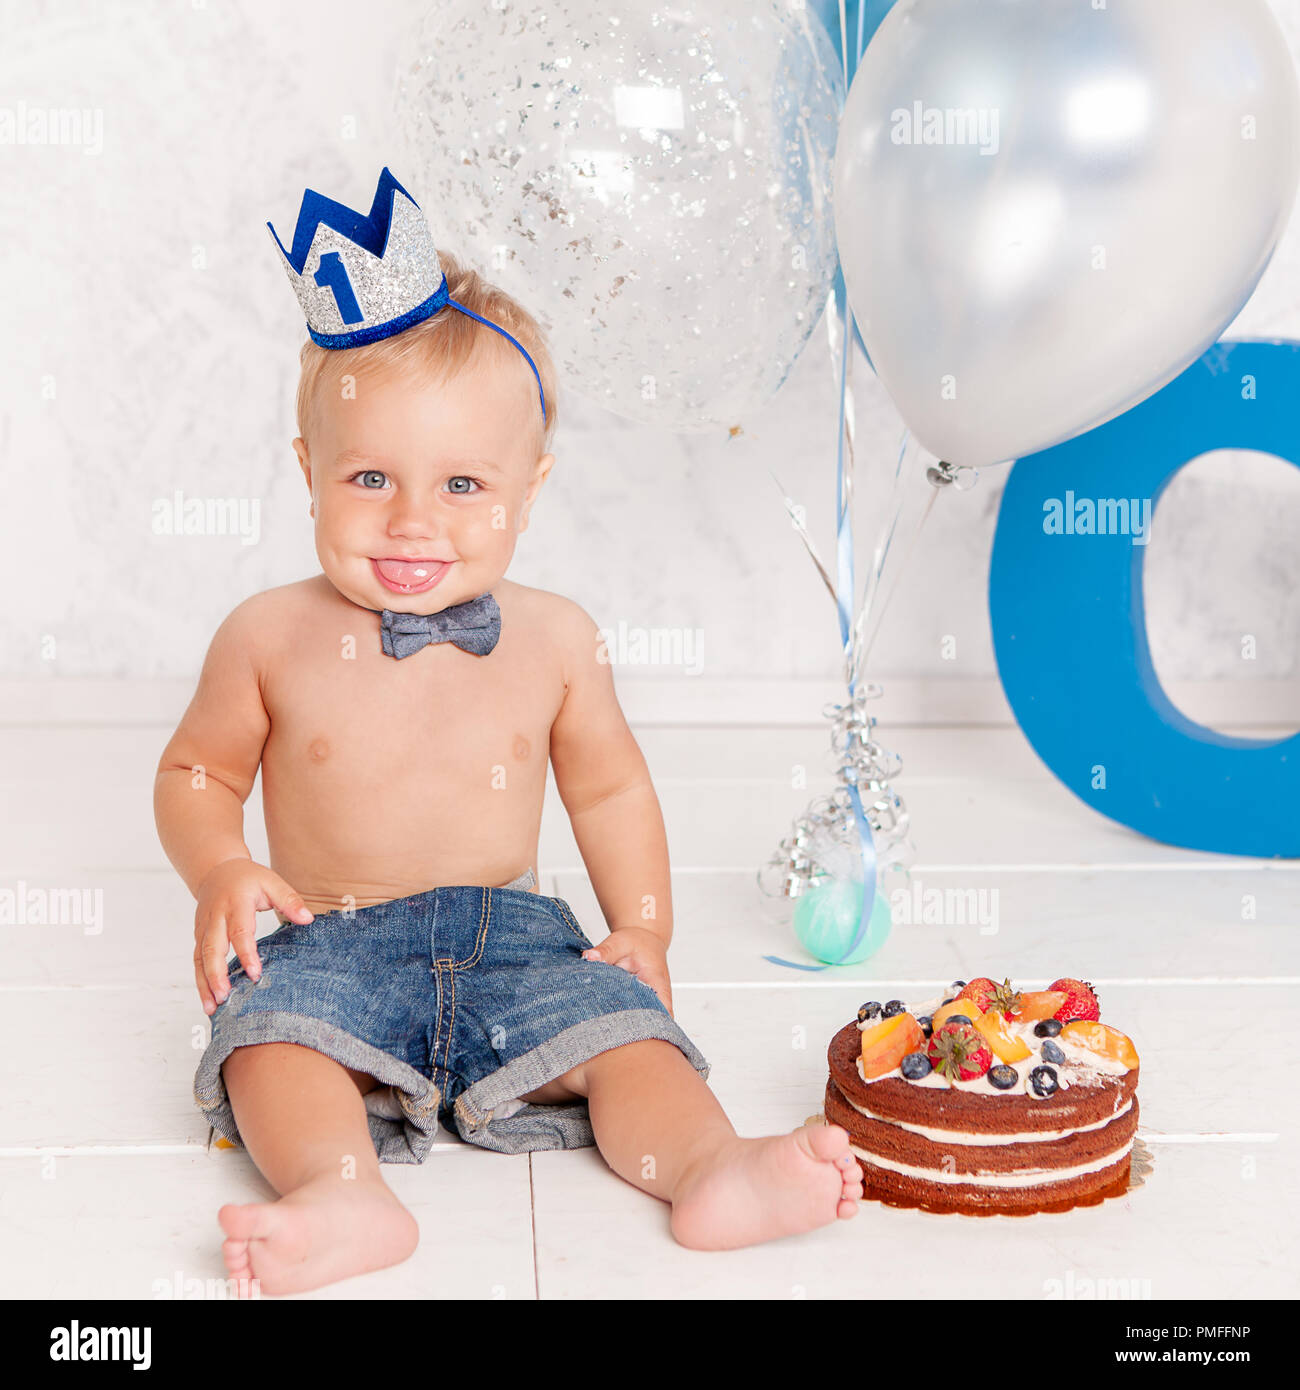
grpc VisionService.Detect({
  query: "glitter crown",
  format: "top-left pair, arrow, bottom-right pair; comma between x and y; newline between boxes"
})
267,167 -> 546,421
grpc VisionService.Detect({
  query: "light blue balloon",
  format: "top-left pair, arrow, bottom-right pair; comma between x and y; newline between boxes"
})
809,0 -> 899,88
793,878 -> 892,964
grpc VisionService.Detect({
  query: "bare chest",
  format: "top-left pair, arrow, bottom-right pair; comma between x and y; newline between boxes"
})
260,624 -> 564,802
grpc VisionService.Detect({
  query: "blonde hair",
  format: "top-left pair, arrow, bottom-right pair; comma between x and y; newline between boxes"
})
294,249 -> 558,457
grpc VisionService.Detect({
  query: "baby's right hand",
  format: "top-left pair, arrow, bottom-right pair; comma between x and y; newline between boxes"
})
193,858 -> 314,1016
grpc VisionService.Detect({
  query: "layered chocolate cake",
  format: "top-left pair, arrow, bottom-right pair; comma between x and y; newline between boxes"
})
824,976 -> 1139,1215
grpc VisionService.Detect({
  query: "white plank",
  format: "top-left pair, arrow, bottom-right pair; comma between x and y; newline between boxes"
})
0,989 -> 211,1149
551,869 -> 1300,982
10,726 -> 1295,875
6,874 -> 230,989
531,1141 -> 1297,1300
0,1147 -> 536,1300
9,857 -> 1291,996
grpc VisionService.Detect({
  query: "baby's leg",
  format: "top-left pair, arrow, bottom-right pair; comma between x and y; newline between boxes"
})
216,1042 -> 419,1295
571,1039 -> 863,1250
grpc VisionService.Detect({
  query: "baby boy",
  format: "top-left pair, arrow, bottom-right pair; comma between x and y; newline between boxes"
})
153,169 -> 861,1295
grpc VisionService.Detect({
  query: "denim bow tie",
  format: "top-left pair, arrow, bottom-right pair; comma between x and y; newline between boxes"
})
377,592 -> 501,659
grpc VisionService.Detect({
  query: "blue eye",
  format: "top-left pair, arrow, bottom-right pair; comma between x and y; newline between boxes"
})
446,476 -> 481,494
350,470 -> 389,489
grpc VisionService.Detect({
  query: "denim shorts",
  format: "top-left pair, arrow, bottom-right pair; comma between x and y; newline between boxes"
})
192,868 -> 710,1163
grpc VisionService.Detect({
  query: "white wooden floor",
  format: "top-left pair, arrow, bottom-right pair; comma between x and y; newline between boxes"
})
2,721 -> 1297,1299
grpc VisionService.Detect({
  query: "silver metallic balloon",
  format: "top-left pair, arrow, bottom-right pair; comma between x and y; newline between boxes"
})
834,0 -> 1300,468
396,0 -> 844,432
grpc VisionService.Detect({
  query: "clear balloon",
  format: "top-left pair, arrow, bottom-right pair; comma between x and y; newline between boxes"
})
834,0 -> 1300,468
396,0 -> 844,432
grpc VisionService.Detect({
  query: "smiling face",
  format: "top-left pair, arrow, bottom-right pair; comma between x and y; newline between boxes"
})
295,349 -> 554,614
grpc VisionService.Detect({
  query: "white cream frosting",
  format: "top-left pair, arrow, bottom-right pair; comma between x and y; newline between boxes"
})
840,1092 -> 1134,1146
849,1137 -> 1135,1188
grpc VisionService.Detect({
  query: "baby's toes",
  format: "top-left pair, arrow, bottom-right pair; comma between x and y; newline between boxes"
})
804,1121 -> 851,1165
222,1237 -> 251,1276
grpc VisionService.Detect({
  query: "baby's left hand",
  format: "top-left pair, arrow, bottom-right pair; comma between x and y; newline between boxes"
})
582,926 -> 673,1016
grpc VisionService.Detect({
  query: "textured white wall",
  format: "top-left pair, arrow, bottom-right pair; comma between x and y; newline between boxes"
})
1,0 -> 1297,719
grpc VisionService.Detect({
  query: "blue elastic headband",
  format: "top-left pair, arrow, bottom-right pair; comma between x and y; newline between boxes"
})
268,167 -> 547,425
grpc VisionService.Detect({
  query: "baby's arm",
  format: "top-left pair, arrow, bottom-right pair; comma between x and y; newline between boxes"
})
549,600 -> 673,950
153,597 -> 312,1013
154,601 -> 267,895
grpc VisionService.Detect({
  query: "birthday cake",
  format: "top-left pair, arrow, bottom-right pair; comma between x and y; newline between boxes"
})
824,977 -> 1139,1215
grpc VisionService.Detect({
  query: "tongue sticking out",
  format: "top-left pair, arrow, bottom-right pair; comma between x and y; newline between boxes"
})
375,558 -> 446,588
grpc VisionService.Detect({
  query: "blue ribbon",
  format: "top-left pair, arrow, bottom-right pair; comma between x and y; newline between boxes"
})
763,257 -> 878,972
762,2 -> 878,972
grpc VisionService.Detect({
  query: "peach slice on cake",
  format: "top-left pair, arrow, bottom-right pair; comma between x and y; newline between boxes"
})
1061,1021 -> 1139,1069
931,998 -> 982,1031
1009,990 -> 1067,1022
859,1012 -> 927,1079
974,1008 -> 1032,1064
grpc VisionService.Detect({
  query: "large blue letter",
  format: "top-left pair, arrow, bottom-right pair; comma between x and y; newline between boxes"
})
989,340 -> 1298,857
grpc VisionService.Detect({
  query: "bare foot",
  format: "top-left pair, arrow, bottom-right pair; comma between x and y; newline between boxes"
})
669,1122 -> 863,1251
218,1175 -> 419,1296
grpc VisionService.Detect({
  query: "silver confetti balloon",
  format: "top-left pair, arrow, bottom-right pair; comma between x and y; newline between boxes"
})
395,0 -> 844,431
835,0 -> 1300,468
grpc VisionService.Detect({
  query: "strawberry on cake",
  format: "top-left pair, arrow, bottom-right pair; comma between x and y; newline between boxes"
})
824,976 -> 1140,1215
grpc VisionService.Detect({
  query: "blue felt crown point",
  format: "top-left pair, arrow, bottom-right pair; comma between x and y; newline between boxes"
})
268,166 -> 416,275
267,167 -> 548,423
